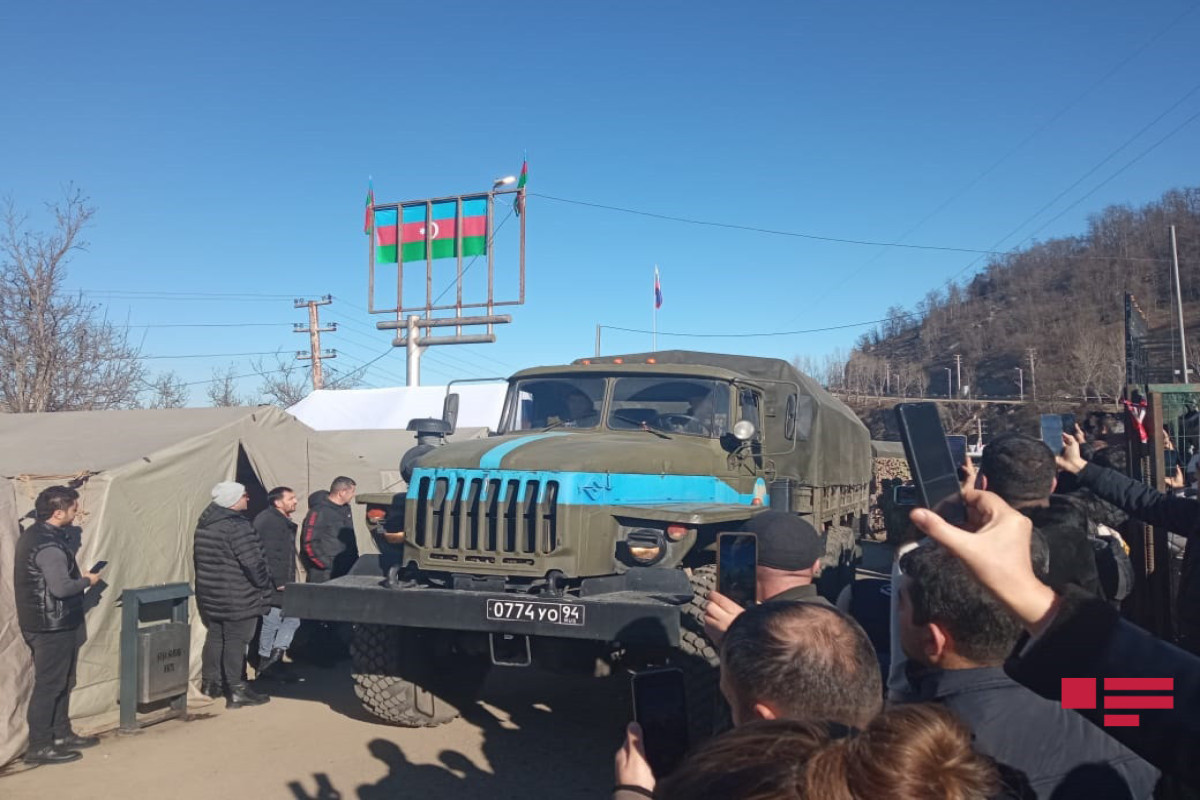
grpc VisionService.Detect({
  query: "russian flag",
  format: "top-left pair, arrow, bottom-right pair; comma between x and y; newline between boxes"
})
654,266 -> 663,309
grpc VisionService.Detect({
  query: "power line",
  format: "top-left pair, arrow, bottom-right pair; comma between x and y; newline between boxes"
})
937,83 -> 1200,288
72,289 -> 299,299
328,296 -> 520,374
531,192 -> 1174,264
429,206 -> 516,306
802,6 -> 1200,310
121,322 -> 293,329
1015,104 -> 1200,247
599,312 -> 916,340
143,350 -> 282,359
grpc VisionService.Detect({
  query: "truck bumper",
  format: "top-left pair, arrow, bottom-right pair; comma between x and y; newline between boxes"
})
283,576 -> 683,647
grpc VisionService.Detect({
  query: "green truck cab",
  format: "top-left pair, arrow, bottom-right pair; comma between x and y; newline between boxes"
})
284,350 -> 872,731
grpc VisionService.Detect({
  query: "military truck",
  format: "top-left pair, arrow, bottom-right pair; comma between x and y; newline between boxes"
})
284,350 -> 872,732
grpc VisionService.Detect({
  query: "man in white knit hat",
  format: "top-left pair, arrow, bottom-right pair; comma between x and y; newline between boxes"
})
193,481 -> 273,708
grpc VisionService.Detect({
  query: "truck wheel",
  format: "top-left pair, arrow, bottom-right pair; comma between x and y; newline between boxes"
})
677,565 -> 724,742
350,624 -> 487,727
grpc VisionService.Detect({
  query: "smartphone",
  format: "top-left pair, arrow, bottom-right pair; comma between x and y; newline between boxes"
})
895,403 -> 967,526
946,435 -> 968,468
89,560 -> 108,573
1040,414 -> 1065,455
631,667 -> 689,778
893,484 -> 919,507
717,532 -> 758,609
1061,413 -> 1076,436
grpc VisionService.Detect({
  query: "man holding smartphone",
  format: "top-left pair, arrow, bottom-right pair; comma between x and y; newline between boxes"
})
14,486 -> 101,765
704,512 -> 831,645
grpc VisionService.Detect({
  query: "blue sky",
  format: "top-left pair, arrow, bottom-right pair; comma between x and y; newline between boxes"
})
3,1 -> 1199,402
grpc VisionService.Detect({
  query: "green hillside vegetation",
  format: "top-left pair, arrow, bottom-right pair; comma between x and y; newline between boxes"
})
826,187 -> 1200,402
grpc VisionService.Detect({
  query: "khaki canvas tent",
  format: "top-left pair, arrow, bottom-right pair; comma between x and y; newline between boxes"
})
0,405 -> 486,766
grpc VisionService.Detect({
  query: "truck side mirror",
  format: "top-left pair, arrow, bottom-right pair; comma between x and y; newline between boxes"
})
442,392 -> 460,435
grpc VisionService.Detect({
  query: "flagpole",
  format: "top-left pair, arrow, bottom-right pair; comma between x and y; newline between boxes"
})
652,264 -> 658,352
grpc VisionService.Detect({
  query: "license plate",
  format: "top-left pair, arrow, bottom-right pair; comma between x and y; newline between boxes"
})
485,598 -> 585,627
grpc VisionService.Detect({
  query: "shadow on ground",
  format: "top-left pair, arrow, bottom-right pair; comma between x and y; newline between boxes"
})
281,664 -> 628,799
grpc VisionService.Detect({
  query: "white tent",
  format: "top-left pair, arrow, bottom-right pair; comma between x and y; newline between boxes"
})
287,384 -> 508,432
0,406 -> 486,766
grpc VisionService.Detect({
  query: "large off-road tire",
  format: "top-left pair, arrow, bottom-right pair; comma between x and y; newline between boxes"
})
675,565 -> 725,742
350,624 -> 488,727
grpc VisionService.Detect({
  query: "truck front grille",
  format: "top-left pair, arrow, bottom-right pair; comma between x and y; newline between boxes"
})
412,475 -> 560,561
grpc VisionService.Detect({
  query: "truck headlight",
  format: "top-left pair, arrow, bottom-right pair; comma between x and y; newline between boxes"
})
625,529 -> 665,565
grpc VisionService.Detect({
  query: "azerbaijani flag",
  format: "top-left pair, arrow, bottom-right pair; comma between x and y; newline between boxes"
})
654,266 -> 663,309
364,181 -> 374,235
373,198 -> 488,263
514,159 -> 528,216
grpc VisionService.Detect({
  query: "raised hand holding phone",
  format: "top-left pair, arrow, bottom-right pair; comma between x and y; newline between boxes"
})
895,403 -> 967,526
630,667 -> 690,779
717,532 -> 758,609
910,489 -> 1059,634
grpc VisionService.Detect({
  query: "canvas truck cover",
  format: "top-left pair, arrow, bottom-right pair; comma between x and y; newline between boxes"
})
575,351 -> 872,488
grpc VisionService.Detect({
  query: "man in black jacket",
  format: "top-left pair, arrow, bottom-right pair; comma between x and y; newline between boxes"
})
980,433 -> 1104,597
1057,435 -> 1200,652
194,481 -> 273,708
253,486 -> 300,680
911,487 -> 1200,788
899,540 -> 1158,799
15,486 -> 101,766
300,476 -> 357,582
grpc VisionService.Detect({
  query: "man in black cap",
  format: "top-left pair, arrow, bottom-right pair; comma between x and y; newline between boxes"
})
704,511 -> 831,645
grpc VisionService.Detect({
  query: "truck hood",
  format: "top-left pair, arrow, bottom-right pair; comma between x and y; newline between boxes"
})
415,430 -> 732,476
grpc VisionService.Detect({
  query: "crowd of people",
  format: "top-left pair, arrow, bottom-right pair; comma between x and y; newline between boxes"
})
15,414 -> 1200,794
12,475 -> 360,766
615,422 -> 1200,799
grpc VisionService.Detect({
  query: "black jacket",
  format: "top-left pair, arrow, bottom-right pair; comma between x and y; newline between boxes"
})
1007,585 -> 1200,786
770,583 -> 834,606
1076,462 -> 1200,632
14,522 -> 86,633
300,493 -> 357,577
193,503 -> 272,622
253,506 -> 297,607
909,666 -> 1158,799
1022,497 -> 1104,598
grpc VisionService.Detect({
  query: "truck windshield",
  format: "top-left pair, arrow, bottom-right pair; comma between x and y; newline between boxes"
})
501,377 -> 606,432
608,378 -> 730,438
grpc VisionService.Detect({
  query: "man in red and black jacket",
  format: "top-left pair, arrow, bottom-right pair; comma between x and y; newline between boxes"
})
300,476 -> 358,583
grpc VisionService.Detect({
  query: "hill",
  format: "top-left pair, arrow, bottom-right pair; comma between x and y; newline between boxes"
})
826,187 -> 1200,405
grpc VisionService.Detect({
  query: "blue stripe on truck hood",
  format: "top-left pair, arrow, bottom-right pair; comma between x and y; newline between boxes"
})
417,466 -> 768,507
478,432 -> 573,469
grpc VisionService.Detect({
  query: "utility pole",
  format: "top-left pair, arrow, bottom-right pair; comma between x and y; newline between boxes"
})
954,354 -> 962,398
1171,225 -> 1190,383
1027,347 -> 1038,402
294,295 -> 336,391
1015,367 -> 1024,401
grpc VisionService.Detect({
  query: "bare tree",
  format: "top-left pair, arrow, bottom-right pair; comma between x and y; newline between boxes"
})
207,364 -> 251,407
253,352 -> 364,408
253,354 -> 309,408
144,371 -> 189,408
0,188 -> 144,412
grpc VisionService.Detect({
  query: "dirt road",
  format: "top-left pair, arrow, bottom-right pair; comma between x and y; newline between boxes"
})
0,663 -> 630,799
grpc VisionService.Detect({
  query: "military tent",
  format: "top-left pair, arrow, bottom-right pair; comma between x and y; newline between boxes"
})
0,405 -> 485,766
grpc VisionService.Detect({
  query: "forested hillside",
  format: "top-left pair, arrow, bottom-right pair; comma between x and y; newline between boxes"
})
810,187 -> 1200,402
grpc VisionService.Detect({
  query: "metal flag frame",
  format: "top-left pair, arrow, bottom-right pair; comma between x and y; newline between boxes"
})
365,185 -> 526,384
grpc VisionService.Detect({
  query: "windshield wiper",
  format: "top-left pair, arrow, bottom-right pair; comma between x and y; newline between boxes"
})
640,422 -> 671,440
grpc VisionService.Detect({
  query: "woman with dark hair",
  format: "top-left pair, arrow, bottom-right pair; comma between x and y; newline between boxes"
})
616,704 -> 1000,800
